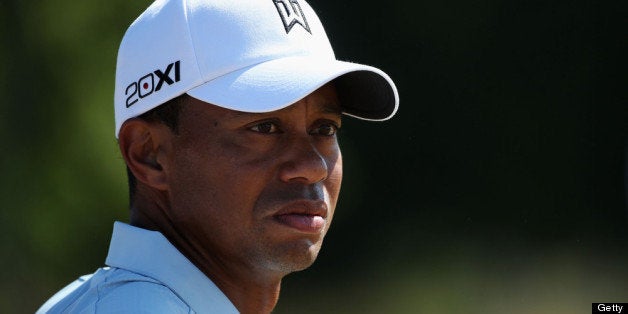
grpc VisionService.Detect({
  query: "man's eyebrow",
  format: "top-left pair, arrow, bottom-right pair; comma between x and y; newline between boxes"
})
319,104 -> 342,115
228,110 -> 258,118
226,103 -> 342,118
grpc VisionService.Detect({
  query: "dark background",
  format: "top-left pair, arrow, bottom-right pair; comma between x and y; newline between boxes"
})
1,0 -> 625,313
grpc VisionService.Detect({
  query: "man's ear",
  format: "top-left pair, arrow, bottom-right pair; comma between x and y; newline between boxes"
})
118,119 -> 170,191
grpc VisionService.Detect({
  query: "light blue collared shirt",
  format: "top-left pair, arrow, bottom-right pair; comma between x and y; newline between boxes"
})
37,222 -> 239,313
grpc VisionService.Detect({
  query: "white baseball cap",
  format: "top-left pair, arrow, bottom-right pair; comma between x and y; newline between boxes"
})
114,0 -> 399,137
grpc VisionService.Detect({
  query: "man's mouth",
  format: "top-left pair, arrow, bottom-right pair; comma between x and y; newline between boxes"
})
274,214 -> 325,233
272,200 -> 327,233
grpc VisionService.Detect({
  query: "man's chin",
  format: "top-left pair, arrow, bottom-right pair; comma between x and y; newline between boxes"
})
263,240 -> 323,274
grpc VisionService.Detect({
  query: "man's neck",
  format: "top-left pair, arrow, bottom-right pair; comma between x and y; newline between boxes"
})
167,228 -> 283,314
130,188 -> 284,314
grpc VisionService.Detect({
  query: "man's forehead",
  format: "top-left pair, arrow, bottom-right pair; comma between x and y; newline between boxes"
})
220,100 -> 342,119
186,83 -> 342,118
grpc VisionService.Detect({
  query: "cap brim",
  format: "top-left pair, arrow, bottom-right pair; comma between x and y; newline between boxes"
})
186,56 -> 398,120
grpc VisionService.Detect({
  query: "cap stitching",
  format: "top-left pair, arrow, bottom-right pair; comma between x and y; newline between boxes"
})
182,0 -> 203,86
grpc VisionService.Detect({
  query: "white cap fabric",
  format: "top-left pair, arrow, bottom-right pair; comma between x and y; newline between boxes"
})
114,0 -> 399,137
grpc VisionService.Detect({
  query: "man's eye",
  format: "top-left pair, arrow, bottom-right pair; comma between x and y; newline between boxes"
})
249,121 -> 279,134
311,123 -> 339,136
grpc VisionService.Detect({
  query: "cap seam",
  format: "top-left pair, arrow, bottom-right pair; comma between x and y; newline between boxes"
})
182,0 -> 203,84
185,53 -> 326,97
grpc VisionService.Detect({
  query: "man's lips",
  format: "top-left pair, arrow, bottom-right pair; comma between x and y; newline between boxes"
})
272,200 -> 328,233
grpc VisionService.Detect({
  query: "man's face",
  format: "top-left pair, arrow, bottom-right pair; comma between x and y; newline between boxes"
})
163,84 -> 342,277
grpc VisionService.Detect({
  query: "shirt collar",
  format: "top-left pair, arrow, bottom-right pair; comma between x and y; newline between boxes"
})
105,221 -> 239,314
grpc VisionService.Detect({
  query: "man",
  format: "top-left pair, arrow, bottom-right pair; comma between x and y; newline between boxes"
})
38,0 -> 398,313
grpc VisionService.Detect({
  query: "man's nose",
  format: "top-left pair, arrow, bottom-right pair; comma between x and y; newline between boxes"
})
278,139 -> 329,184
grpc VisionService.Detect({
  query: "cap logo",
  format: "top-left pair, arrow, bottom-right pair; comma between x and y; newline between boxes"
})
125,61 -> 181,108
273,0 -> 311,34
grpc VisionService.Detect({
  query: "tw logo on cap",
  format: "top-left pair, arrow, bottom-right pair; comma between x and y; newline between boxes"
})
273,0 -> 311,34
125,61 -> 181,108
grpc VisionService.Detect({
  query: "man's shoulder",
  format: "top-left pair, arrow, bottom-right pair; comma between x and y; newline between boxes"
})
93,276 -> 193,313
38,267 -> 193,314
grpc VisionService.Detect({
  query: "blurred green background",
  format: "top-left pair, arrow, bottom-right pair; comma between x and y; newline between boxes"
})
1,0 -> 625,313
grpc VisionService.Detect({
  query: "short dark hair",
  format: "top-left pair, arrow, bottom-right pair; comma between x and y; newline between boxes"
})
126,94 -> 189,205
